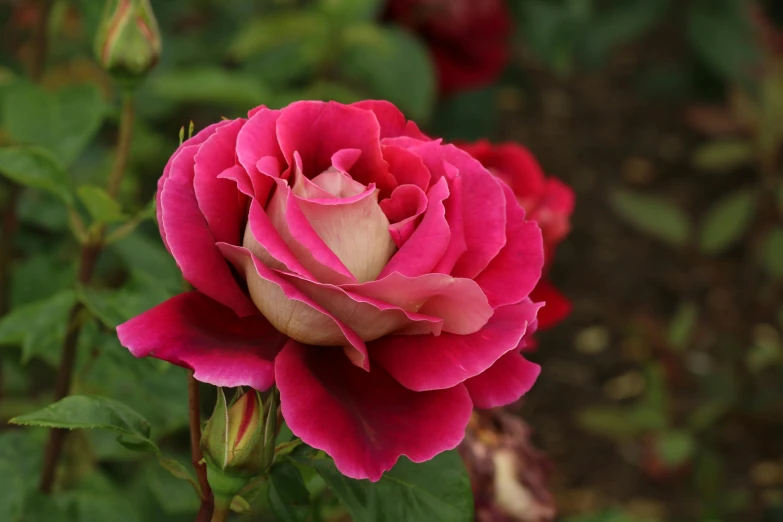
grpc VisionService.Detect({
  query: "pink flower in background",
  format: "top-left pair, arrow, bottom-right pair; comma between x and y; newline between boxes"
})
117,100 -> 545,481
385,0 -> 513,95
459,140 -> 574,330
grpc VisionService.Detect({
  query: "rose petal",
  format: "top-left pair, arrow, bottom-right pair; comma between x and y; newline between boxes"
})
276,101 -> 396,194
276,271 -> 443,340
193,118 -> 247,246
380,185 -> 428,247
379,177 -> 450,278
157,120 -> 232,249
265,179 -> 356,284
443,145 -> 507,278
474,184 -> 544,308
351,100 -> 428,140
530,279 -> 572,330
116,292 -> 284,390
236,107 -> 284,203
381,144 -> 431,191
219,244 -> 369,370
370,300 -> 542,392
160,151 -> 257,317
276,341 -> 472,481
464,351 -> 541,409
344,271 -> 492,336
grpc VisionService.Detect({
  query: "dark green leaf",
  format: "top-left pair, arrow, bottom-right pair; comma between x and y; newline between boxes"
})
77,185 -> 127,225
317,0 -> 384,23
691,140 -> 755,173
0,459 -> 25,522
699,189 -> 757,254
763,227 -> 783,279
654,429 -> 695,467
149,68 -> 271,111
10,395 -> 156,452
609,188 -> 691,246
298,451 -> 473,522
268,462 -> 311,522
0,147 -> 72,204
687,0 -> 759,82
2,82 -> 105,167
667,301 -> 698,351
338,25 -> 436,122
0,290 -> 76,365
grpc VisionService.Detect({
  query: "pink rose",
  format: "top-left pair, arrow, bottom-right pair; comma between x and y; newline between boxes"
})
117,101 -> 544,480
459,140 -> 574,330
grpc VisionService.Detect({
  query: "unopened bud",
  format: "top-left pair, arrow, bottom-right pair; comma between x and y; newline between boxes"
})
94,0 -> 161,88
201,388 -> 278,511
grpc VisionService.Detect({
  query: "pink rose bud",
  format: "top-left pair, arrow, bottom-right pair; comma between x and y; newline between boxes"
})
201,389 -> 278,508
94,0 -> 161,88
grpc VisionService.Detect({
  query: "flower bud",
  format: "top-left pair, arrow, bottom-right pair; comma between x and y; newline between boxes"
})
201,388 -> 278,510
94,0 -> 161,88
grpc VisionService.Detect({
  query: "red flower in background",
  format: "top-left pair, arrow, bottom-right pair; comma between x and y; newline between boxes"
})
460,140 -> 574,330
385,0 -> 513,95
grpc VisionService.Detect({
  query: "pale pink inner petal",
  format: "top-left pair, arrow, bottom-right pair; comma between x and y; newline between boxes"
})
291,169 -> 396,283
220,243 -> 369,369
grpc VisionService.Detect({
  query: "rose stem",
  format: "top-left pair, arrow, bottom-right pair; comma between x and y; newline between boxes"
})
190,371 -> 215,521
0,0 -> 55,404
39,93 -> 135,493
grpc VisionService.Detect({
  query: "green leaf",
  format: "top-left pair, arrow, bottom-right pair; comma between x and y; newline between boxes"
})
144,459 -> 200,515
699,189 -> 757,254
2,82 -> 105,166
268,462 -> 311,522
317,0 -> 384,23
0,459 -> 25,522
654,430 -> 695,467
579,0 -> 669,67
687,0 -> 759,82
149,68 -> 272,111
338,25 -> 436,122
431,86 -> 498,141
10,395 -> 157,452
77,185 -> 127,225
111,231 -> 181,291
298,451 -> 473,522
0,147 -> 72,204
691,140 -> 755,173
667,301 -> 698,351
516,0 -> 581,75
0,290 -> 76,365
609,188 -> 691,246
763,227 -> 783,279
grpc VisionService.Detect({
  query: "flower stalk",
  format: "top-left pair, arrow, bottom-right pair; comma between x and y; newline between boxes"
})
190,372 -> 214,522
38,93 -> 136,493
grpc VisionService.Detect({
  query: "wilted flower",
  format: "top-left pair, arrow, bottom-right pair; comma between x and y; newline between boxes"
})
94,0 -> 161,87
459,409 -> 556,522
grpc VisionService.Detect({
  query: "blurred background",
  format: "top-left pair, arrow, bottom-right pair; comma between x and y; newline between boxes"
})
1,0 -> 782,521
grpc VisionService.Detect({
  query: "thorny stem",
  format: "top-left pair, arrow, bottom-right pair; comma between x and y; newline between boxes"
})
190,372 -> 214,521
39,94 -> 136,494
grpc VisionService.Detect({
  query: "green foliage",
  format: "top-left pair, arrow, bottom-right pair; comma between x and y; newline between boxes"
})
763,227 -> 783,279
296,450 -> 473,522
338,25 -> 436,121
687,0 -> 759,84
0,290 -> 76,365
268,462 -> 311,522
691,140 -> 755,173
77,185 -> 127,225
1,83 -> 105,167
0,147 -> 72,204
699,189 -> 757,254
609,188 -> 692,247
10,395 -> 156,452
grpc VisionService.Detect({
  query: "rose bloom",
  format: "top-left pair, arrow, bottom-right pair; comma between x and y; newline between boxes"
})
385,0 -> 512,95
459,141 -> 574,330
117,101 -> 544,481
